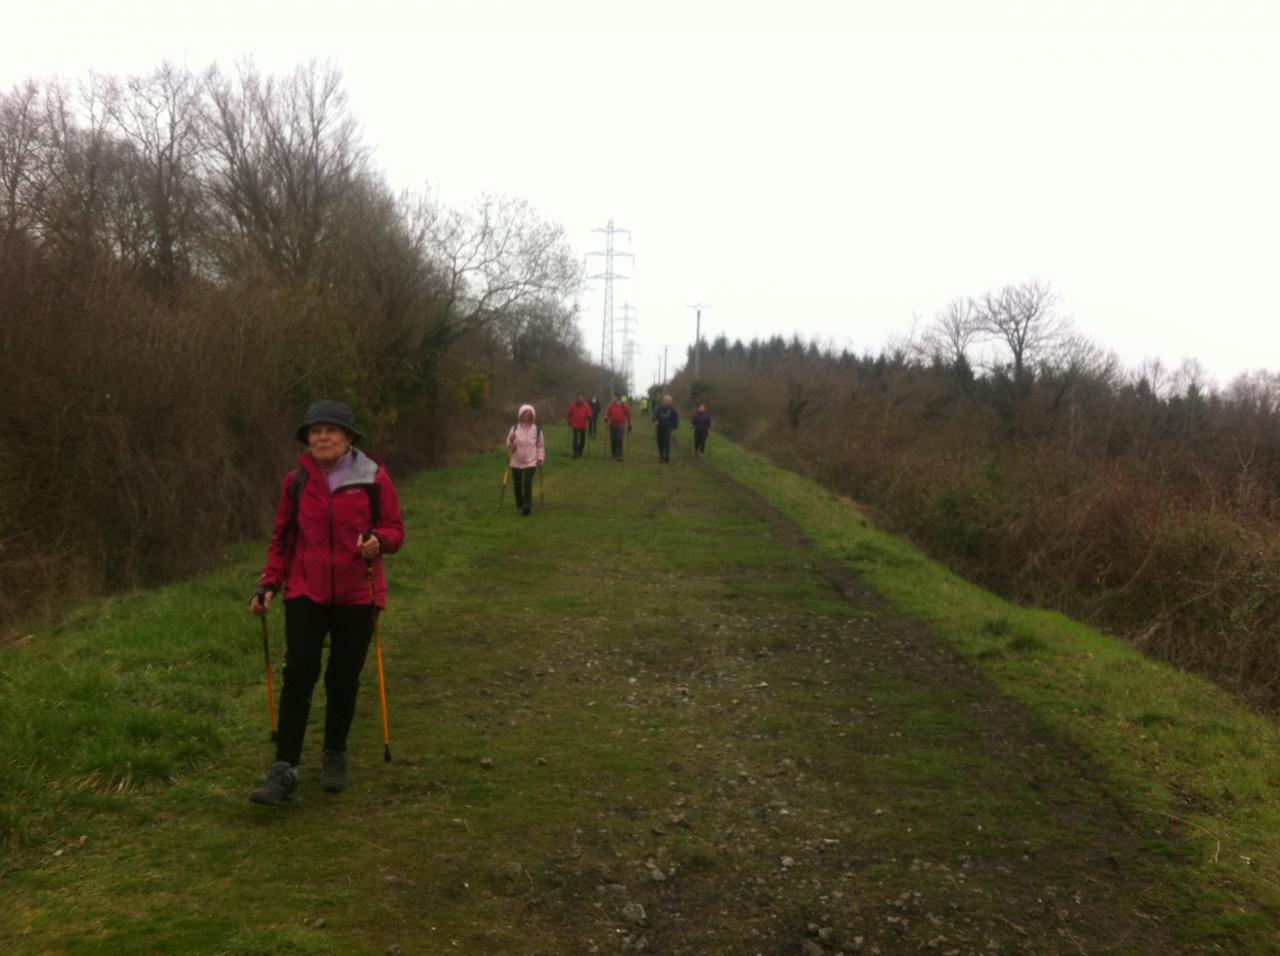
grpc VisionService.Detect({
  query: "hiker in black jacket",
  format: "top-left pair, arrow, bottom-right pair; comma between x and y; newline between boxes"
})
691,402 -> 711,454
588,394 -> 602,437
652,394 -> 679,464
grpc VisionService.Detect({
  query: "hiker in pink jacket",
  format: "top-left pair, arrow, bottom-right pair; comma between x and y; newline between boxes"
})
505,404 -> 545,516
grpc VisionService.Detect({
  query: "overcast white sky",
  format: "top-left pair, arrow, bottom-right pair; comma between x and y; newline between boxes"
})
5,1 -> 1279,389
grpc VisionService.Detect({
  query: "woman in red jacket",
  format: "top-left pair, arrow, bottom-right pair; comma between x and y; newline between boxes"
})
603,392 -> 632,461
565,393 -> 594,458
249,400 -> 405,805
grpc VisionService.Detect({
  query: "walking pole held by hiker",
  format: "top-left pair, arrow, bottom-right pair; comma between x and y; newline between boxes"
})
259,615 -> 278,742
364,539 -> 392,763
498,460 -> 511,513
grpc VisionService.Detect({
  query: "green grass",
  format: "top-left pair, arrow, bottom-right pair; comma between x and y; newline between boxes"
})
1,428 -> 1277,953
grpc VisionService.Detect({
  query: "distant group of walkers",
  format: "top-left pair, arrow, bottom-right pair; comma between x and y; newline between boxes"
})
247,392 -> 711,805
561,391 -> 713,465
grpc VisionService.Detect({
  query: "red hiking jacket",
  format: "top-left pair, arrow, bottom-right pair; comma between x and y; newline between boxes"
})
566,400 -> 594,429
257,449 -> 405,608
603,401 -> 631,428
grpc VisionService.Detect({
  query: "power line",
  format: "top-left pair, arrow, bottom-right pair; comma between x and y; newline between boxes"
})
623,339 -> 639,394
586,220 -> 633,395
617,303 -> 638,392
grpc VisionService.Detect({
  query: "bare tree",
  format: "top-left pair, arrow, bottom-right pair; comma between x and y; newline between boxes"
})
423,193 -> 582,342
100,63 -> 205,288
923,297 -> 980,367
504,298 -> 584,364
1131,356 -> 1168,400
1226,370 -> 1280,415
973,279 -> 1068,380
1169,358 -> 1211,400
201,61 -> 366,283
0,80 -> 47,240
1042,332 -> 1118,411
34,78 -> 131,270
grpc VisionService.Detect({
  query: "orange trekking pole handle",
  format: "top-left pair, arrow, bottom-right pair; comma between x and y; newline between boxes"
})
364,543 -> 393,763
260,615 -> 278,742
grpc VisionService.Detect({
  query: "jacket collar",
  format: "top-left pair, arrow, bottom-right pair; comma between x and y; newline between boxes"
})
297,447 -> 379,489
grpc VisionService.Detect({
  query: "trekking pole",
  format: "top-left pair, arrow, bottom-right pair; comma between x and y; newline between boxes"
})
363,545 -> 393,763
538,464 -> 545,509
497,464 -> 510,512
259,615 -> 278,742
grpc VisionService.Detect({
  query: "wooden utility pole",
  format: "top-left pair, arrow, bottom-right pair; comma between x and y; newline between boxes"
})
688,303 -> 711,378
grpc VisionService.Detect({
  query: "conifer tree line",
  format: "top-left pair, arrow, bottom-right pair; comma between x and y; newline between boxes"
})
0,61 -> 592,626
676,285 -> 1280,710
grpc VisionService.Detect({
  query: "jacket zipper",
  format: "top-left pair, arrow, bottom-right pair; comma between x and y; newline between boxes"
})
327,482 -> 336,607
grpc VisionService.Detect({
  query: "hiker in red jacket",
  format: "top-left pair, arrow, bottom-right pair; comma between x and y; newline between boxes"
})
565,393 -> 593,458
249,400 -> 405,805
603,393 -> 632,461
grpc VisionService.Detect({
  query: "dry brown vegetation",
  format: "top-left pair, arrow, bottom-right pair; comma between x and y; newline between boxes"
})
674,287 -> 1280,711
0,62 -> 597,631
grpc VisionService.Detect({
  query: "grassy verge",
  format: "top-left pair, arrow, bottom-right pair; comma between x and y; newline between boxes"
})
1,428 -> 1277,953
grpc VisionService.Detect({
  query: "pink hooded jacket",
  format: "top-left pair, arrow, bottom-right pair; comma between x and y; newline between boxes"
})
506,404 -> 545,468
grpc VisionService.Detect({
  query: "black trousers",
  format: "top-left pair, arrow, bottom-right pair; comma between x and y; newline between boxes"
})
656,426 -> 673,460
609,426 -> 625,459
511,466 -> 536,509
277,598 -> 374,765
588,415 -> 598,436
572,428 -> 587,456
694,428 -> 709,453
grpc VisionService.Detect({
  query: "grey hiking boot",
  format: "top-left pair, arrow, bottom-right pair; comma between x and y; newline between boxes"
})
249,761 -> 298,805
320,750 -> 347,793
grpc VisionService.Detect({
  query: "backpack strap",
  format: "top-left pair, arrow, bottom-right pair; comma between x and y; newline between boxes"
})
288,465 -> 309,538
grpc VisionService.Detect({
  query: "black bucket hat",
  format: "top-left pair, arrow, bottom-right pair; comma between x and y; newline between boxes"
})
295,400 -> 362,444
